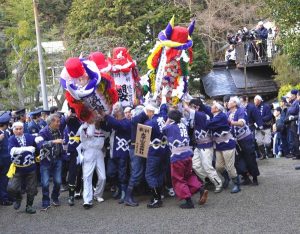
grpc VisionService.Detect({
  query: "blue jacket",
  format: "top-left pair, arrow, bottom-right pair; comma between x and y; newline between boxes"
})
227,107 -> 252,142
192,110 -> 213,149
163,122 -> 192,163
256,103 -> 273,129
104,115 -> 131,158
245,103 -> 263,129
0,129 -> 10,159
144,104 -> 169,157
28,120 -> 42,135
8,134 -> 36,173
255,26 -> 268,40
207,112 -> 236,151
38,126 -> 63,164
64,116 -> 81,154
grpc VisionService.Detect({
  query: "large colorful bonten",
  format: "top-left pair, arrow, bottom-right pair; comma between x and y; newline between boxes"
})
141,16 -> 195,105
110,47 -> 142,107
60,56 -> 118,122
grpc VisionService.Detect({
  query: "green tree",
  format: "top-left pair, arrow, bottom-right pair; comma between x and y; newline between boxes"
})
265,0 -> 300,68
1,0 -> 40,109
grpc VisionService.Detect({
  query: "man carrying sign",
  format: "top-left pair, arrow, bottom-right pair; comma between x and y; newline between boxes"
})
124,104 -> 155,207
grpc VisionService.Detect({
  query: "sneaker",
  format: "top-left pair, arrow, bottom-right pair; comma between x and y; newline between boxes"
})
147,199 -> 162,208
83,202 -> 93,209
40,205 -> 51,211
74,192 -> 81,199
25,205 -> 36,214
94,197 -> 104,203
14,200 -> 22,210
52,200 -> 60,207
68,196 -> 75,206
167,188 -> 175,197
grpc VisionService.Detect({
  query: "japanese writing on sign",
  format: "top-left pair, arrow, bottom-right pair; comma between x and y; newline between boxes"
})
134,124 -> 152,158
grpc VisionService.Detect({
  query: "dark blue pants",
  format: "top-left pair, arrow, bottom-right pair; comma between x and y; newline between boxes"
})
0,156 -> 10,202
236,138 -> 260,177
289,122 -> 300,156
107,157 -> 128,185
68,152 -> 79,186
145,156 -> 166,188
40,159 -> 62,207
128,148 -> 146,188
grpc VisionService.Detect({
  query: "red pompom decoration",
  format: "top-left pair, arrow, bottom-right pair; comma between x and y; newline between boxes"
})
65,58 -> 85,78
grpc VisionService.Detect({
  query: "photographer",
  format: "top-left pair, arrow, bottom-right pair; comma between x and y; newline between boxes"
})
255,21 -> 268,60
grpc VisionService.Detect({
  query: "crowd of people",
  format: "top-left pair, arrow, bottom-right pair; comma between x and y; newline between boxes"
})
0,88 -> 299,214
225,21 -> 277,66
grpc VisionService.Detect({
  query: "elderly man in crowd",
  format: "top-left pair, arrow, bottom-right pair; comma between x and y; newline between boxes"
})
37,113 -> 64,211
254,95 -> 273,159
7,122 -> 38,214
207,102 -> 241,193
227,97 -> 260,185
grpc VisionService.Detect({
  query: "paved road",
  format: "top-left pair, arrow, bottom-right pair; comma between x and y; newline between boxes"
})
0,158 -> 299,234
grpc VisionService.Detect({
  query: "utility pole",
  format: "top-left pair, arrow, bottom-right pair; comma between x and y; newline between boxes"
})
33,0 -> 48,110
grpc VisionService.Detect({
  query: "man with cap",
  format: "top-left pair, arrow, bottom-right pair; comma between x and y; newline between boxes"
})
285,90 -> 300,159
184,99 -> 223,193
40,110 -> 50,128
7,122 -> 38,214
28,109 -> 43,136
207,101 -> 241,193
162,110 -> 208,209
228,97 -> 260,185
0,111 -> 13,206
100,103 -> 131,204
14,109 -> 29,134
289,89 -> 298,105
254,95 -> 273,159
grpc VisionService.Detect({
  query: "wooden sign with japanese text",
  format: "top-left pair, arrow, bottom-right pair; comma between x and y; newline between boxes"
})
134,124 -> 152,158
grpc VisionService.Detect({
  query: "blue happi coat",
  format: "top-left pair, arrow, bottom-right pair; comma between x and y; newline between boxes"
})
190,110 -> 213,149
104,115 -> 131,158
207,112 -> 236,151
227,107 -> 252,142
64,116 -> 81,154
8,133 -> 36,173
245,103 -> 263,130
256,103 -> 272,129
163,121 -> 192,163
144,104 -> 169,157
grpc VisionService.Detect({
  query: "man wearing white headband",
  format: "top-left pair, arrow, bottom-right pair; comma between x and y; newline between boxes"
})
228,97 -> 260,186
207,101 -> 241,193
7,121 -> 38,214
254,95 -> 273,159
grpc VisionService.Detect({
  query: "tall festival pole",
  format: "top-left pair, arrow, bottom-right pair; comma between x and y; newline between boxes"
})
33,0 -> 48,110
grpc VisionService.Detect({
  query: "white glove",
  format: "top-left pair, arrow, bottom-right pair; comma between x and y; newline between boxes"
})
35,136 -> 44,144
76,153 -> 84,165
25,146 -> 36,153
